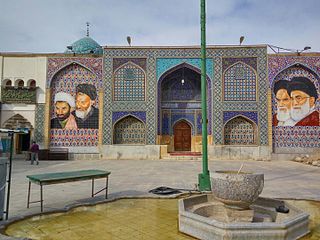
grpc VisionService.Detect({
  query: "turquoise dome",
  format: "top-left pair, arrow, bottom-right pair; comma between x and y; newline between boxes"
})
65,37 -> 103,55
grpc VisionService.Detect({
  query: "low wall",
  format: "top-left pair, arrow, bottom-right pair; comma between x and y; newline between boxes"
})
100,145 -> 161,160
208,145 -> 272,161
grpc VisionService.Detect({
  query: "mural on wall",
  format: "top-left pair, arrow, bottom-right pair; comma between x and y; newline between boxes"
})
273,77 -> 319,126
49,58 -> 102,147
269,56 -> 320,149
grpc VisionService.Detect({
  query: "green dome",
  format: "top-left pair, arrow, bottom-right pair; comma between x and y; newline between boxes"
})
65,37 -> 103,55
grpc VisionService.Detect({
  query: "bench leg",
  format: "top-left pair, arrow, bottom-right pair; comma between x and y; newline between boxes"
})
40,184 -> 43,212
91,179 -> 94,197
27,181 -> 31,208
105,176 -> 109,199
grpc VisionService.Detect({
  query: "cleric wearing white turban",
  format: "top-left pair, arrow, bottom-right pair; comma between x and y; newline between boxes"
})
54,92 -> 75,108
51,92 -> 77,129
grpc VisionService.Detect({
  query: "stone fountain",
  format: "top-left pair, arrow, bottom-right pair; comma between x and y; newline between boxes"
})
179,171 -> 309,240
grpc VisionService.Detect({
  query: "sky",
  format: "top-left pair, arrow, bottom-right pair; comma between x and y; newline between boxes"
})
0,0 -> 319,53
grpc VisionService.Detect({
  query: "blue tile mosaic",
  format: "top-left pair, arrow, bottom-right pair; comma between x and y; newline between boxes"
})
223,111 -> 258,125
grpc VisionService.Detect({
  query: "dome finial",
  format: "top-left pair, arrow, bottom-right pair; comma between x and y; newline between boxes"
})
86,22 -> 90,37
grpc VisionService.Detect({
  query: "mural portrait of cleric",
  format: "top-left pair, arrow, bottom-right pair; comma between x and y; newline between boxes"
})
51,92 -> 78,129
273,80 -> 295,126
288,77 -> 319,126
73,83 -> 99,129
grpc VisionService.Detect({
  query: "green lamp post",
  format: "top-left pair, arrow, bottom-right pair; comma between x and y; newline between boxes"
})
198,0 -> 211,191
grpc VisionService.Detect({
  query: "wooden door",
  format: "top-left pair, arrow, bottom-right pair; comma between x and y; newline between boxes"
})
174,121 -> 191,151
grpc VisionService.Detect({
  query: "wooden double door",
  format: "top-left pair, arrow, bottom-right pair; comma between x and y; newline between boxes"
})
174,121 -> 191,151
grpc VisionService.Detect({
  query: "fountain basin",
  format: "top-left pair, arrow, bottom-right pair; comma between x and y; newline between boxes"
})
211,171 -> 264,210
179,194 -> 309,240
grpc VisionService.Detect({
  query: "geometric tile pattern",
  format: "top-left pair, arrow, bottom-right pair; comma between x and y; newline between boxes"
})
112,111 -> 146,124
48,58 -> 102,147
47,57 -> 103,87
272,65 -> 320,112
156,58 -> 213,81
113,58 -> 146,72
114,116 -> 146,144
222,57 -> 257,72
113,62 -> 145,101
104,47 -> 268,146
223,111 -> 258,125
273,126 -> 320,148
223,62 -> 256,101
269,55 -> 320,149
211,47 -> 268,145
157,60 -> 213,135
224,116 -> 255,145
34,104 -> 45,144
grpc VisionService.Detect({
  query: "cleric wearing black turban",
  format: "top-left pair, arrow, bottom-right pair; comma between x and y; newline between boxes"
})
73,83 -> 99,129
287,77 -> 319,126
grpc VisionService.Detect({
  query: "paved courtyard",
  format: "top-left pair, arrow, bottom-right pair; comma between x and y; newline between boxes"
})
1,158 -> 319,221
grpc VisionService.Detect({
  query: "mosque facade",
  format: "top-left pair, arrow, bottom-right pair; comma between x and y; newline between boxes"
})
0,36 -> 319,160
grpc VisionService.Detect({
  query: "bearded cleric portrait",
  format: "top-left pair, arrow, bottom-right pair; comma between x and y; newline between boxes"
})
273,80 -> 296,126
73,83 -> 99,129
51,92 -> 77,129
288,77 -> 319,126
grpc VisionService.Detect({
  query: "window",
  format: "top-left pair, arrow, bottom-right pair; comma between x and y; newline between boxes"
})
224,62 -> 256,101
114,63 -> 145,101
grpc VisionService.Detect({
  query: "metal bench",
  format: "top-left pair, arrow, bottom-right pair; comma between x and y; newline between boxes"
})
27,169 -> 111,212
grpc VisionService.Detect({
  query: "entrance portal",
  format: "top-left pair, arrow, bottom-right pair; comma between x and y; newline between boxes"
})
174,121 -> 191,151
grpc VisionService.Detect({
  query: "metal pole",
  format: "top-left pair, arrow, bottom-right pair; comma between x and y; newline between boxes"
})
5,132 -> 14,220
198,0 -> 211,191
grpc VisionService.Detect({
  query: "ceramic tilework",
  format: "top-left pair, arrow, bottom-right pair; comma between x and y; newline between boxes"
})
224,117 -> 255,145
171,111 -> 195,135
112,111 -> 146,124
157,60 -> 212,135
222,57 -> 257,72
113,62 -> 145,101
114,116 -> 146,144
47,57 -> 103,87
48,58 -> 102,147
272,65 -> 320,111
223,111 -> 258,125
113,58 -> 146,71
223,62 -> 256,101
34,104 -> 45,143
210,47 -> 268,145
273,126 -> 319,148
269,55 -> 320,149
156,58 -> 213,80
104,47 -> 268,146
161,110 -> 201,135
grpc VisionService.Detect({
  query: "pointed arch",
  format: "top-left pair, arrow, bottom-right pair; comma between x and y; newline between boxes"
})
2,114 -> 33,129
224,115 -> 257,145
223,61 -> 257,101
157,62 -> 212,136
113,61 -> 146,101
113,115 -> 146,144
272,62 -> 320,86
49,61 -> 98,87
172,118 -> 194,132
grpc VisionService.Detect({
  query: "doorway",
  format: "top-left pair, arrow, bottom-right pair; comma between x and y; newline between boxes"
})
174,121 -> 191,151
